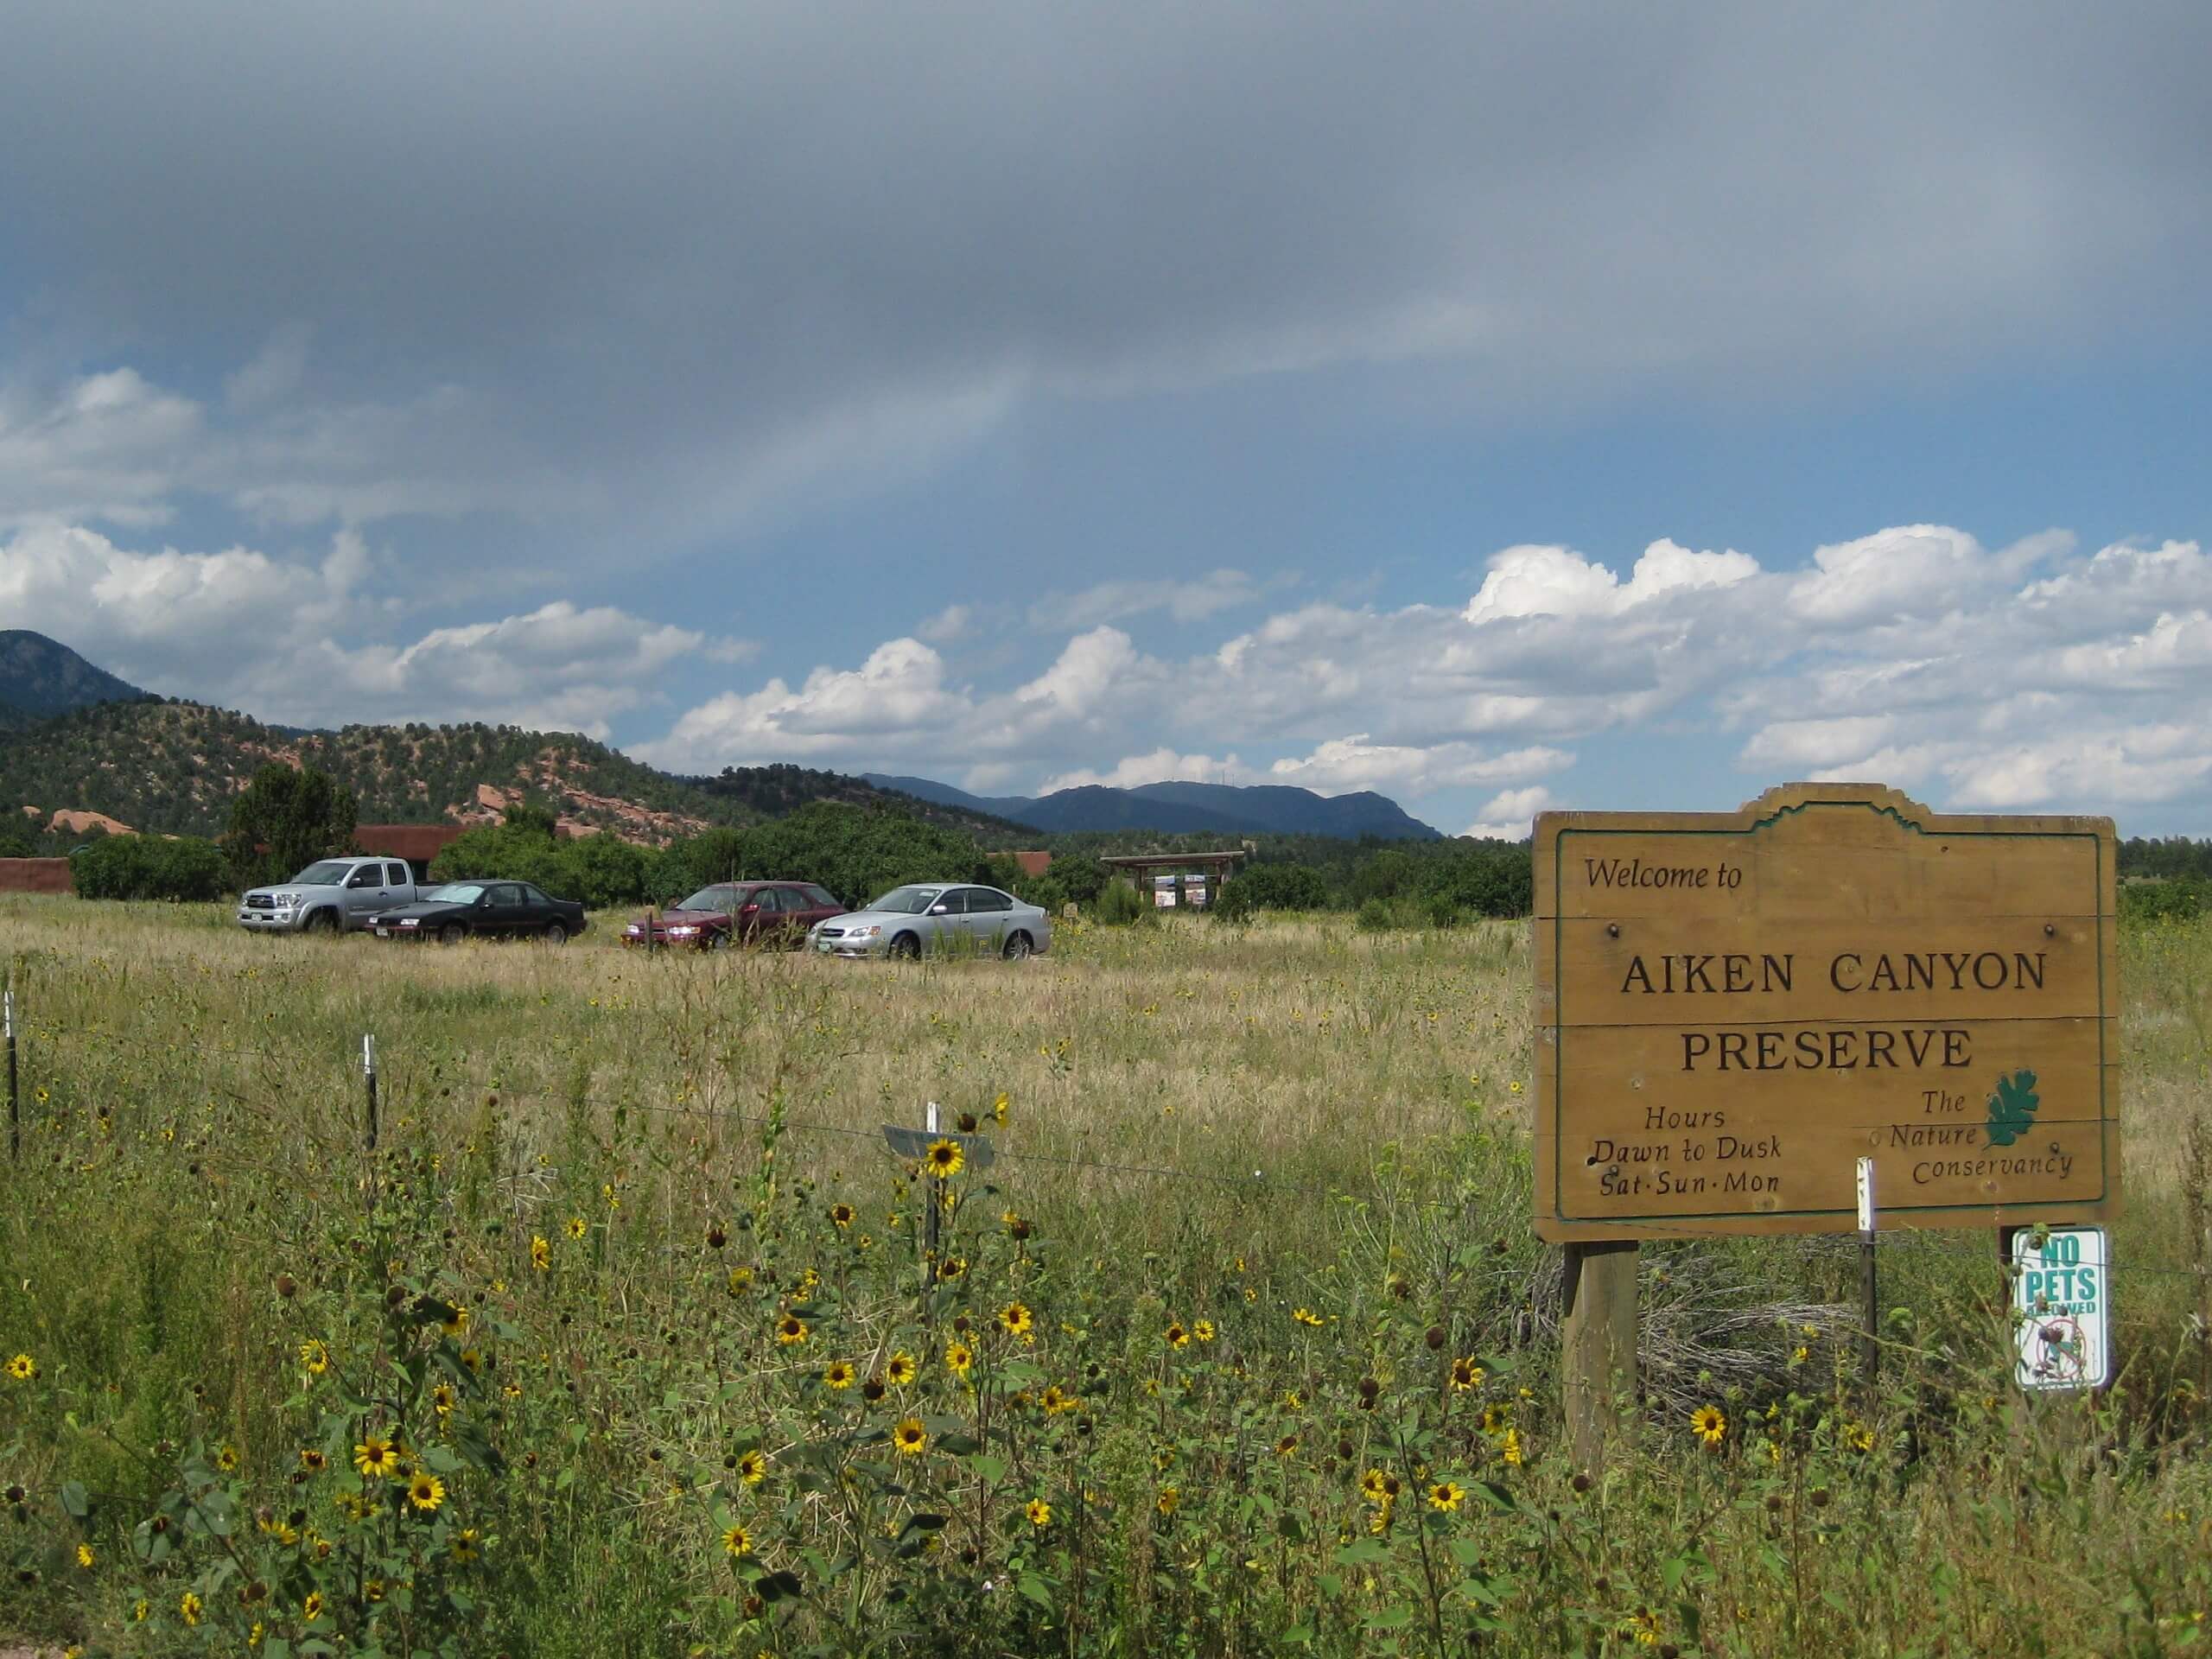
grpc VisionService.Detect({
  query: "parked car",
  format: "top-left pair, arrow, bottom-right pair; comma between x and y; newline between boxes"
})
372,880 -> 588,945
808,883 -> 1052,961
621,881 -> 844,950
238,855 -> 423,934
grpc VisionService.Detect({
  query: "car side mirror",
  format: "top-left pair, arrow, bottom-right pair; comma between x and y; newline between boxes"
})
739,904 -> 759,916
930,904 -> 950,915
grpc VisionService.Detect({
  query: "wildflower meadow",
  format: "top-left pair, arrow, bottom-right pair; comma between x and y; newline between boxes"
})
2,899 -> 2209,1656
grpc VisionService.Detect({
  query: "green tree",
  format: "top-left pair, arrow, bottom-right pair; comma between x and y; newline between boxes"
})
225,762 -> 359,890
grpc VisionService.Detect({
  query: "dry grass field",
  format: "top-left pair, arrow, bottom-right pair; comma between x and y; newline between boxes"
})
2,895 -> 2209,1656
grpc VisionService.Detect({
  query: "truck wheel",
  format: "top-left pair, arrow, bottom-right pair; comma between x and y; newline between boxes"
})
543,921 -> 569,945
304,909 -> 339,935
438,922 -> 467,947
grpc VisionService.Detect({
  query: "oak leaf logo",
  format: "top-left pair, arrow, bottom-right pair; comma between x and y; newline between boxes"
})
1984,1069 -> 2040,1147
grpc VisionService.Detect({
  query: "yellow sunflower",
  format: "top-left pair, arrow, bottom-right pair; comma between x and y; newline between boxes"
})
892,1417 -> 928,1456
1192,1320 -> 1216,1343
775,1315 -> 809,1345
5,1353 -> 37,1381
823,1360 -> 856,1390
565,1217 -> 588,1240
736,1449 -> 767,1484
1156,1487 -> 1179,1516
530,1236 -> 550,1270
1040,1384 -> 1075,1414
1690,1405 -> 1727,1447
179,1592 -> 203,1627
885,1351 -> 918,1388
353,1437 -> 401,1479
408,1471 -> 446,1511
722,1522 -> 752,1558
1450,1357 -> 1484,1391
1427,1481 -> 1465,1513
303,1591 -> 325,1622
1164,1321 -> 1190,1350
451,1527 -> 482,1562
924,1138 -> 964,1179
830,1202 -> 855,1229
1026,1497 -> 1051,1528
297,1340 -> 329,1376
945,1340 -> 973,1377
998,1302 -> 1034,1339
1291,1307 -> 1324,1328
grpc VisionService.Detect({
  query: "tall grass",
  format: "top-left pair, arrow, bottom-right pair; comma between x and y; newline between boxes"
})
0,899 -> 2208,1656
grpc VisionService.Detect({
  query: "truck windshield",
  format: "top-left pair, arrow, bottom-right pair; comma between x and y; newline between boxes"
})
291,861 -> 355,886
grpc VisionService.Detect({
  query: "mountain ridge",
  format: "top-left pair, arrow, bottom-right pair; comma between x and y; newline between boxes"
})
862,772 -> 1443,840
0,630 -> 151,721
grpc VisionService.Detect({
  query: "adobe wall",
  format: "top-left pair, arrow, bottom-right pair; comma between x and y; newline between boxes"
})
0,858 -> 74,895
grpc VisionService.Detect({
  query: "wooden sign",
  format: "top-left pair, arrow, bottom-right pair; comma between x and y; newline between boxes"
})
1534,782 -> 2120,1242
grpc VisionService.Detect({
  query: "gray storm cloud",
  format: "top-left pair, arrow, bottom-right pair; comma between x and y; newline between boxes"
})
3,2 -> 2208,555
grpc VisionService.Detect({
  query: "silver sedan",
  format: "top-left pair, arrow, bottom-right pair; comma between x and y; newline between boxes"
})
808,883 -> 1052,960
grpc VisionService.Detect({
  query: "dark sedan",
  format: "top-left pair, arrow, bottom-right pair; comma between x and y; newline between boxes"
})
372,880 -> 588,945
620,881 -> 843,950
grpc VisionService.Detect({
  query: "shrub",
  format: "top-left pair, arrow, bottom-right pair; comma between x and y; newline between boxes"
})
1234,863 -> 1332,912
1093,878 -> 1149,925
1355,895 -> 1397,931
2120,876 -> 2209,923
69,833 -> 228,902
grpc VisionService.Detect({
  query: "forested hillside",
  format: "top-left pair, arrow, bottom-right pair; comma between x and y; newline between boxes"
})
0,699 -> 1022,846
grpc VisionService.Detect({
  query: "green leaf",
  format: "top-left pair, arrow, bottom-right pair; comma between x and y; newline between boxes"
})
969,1453 -> 1007,1484
1984,1068 -> 2040,1147
59,1480 -> 89,1519
1017,1573 -> 1054,1610
1334,1538 -> 1392,1566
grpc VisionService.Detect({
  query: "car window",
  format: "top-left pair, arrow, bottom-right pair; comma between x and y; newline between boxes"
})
386,863 -> 409,887
752,888 -> 785,912
346,866 -> 380,888
428,883 -> 485,903
933,889 -> 970,914
519,884 -> 548,904
804,886 -> 838,909
968,888 -> 1012,912
867,886 -> 941,913
492,883 -> 526,906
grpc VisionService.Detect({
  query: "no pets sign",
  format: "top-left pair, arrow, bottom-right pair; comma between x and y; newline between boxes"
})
2012,1224 -> 2110,1393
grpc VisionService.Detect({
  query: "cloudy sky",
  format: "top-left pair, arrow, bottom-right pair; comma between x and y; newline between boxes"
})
3,2 -> 2209,835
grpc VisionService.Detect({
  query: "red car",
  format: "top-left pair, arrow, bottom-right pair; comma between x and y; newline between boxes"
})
622,881 -> 844,950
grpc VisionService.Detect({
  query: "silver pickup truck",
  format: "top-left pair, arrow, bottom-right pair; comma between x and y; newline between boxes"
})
238,855 -> 423,934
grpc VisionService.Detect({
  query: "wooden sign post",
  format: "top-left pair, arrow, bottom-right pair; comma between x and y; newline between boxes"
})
1535,783 -> 2120,1465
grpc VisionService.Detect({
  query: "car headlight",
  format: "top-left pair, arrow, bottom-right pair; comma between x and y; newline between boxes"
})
399,918 -> 420,928
861,925 -> 880,938
624,922 -> 642,935
669,925 -> 699,937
